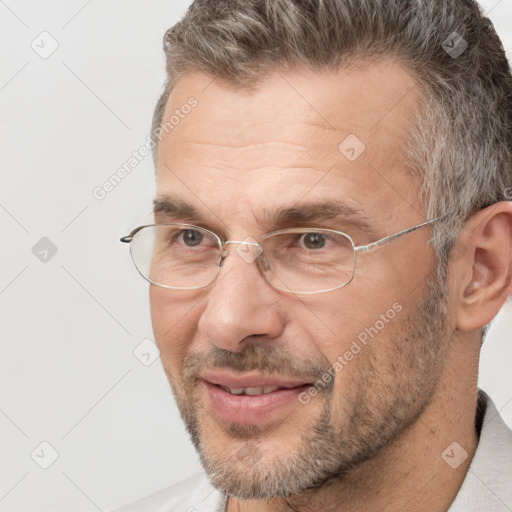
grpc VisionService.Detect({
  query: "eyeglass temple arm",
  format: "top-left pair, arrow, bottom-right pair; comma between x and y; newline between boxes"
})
354,215 -> 445,254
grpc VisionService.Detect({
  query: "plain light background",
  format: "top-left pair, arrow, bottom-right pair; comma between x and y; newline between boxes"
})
1,1 -> 511,511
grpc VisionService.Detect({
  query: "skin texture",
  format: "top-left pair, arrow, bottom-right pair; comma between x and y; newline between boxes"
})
150,61 -> 512,511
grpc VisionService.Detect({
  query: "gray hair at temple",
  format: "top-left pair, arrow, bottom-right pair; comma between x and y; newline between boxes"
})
150,0 -> 512,264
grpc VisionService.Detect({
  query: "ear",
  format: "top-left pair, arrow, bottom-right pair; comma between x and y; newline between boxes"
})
453,201 -> 512,331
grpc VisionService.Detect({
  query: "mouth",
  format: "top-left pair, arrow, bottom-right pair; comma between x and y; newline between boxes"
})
199,371 -> 313,425
217,384 -> 304,395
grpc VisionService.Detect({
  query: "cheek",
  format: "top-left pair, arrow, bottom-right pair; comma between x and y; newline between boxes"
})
149,286 -> 203,368
300,287 -> 405,382
303,290 -> 381,342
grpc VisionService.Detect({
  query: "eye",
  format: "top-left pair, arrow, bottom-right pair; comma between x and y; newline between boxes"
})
297,232 -> 327,250
176,229 -> 205,247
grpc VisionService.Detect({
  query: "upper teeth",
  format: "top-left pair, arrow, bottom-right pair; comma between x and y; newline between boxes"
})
223,386 -> 281,395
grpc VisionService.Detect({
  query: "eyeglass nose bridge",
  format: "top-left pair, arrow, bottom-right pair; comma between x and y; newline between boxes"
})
218,239 -> 267,269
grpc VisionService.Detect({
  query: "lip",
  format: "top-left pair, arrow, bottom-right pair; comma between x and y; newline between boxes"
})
200,371 -> 313,425
200,370 -> 310,390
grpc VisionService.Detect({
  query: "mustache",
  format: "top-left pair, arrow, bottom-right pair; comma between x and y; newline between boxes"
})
180,343 -> 333,386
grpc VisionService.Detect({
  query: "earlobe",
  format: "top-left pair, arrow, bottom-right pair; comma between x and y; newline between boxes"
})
455,203 -> 512,332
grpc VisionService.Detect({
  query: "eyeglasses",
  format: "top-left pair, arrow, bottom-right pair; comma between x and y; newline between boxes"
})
120,216 -> 443,294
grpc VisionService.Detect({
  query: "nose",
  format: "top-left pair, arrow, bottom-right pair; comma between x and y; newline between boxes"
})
197,243 -> 285,352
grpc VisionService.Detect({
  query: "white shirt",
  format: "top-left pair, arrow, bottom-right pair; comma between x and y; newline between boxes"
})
112,390 -> 512,512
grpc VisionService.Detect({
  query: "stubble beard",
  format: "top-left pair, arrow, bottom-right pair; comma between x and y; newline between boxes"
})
165,268 -> 451,500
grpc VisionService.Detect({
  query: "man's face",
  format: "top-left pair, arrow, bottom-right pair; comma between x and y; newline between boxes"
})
150,62 -> 453,498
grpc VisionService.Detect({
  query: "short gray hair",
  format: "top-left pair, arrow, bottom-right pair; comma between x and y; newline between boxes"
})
151,0 -> 512,262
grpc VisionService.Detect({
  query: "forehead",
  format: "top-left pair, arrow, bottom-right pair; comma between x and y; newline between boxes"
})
156,61 -> 424,234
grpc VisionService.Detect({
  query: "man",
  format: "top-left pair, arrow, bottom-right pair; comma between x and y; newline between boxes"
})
116,0 -> 512,510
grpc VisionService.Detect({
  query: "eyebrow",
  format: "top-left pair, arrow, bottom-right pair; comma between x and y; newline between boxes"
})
153,195 -> 378,239
153,196 -> 201,220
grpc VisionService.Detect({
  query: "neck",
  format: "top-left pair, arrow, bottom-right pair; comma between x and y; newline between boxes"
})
227,335 -> 480,512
